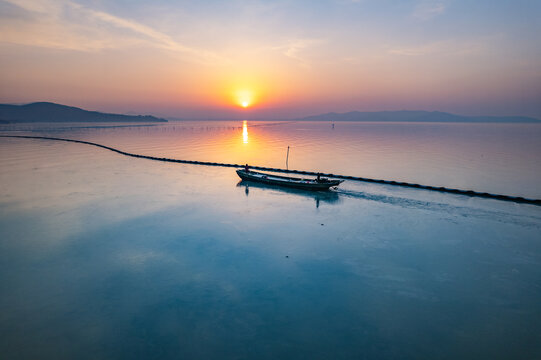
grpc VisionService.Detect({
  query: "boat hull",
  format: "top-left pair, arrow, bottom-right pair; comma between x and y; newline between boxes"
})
236,169 -> 343,191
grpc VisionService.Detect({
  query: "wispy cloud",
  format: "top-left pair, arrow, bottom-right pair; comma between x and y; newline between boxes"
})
272,38 -> 324,66
388,38 -> 487,57
413,1 -> 446,20
0,0 -> 219,63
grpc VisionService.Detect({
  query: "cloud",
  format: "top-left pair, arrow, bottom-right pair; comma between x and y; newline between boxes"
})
272,38 -> 324,66
413,1 -> 446,20
0,0 -> 219,63
388,38 -> 486,57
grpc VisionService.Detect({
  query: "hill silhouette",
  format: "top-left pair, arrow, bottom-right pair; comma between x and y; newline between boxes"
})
0,102 -> 167,123
297,110 -> 540,123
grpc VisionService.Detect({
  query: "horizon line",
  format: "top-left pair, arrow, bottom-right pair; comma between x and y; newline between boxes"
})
2,101 -> 540,122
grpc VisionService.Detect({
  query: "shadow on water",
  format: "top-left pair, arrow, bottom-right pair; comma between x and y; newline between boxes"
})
236,180 -> 341,208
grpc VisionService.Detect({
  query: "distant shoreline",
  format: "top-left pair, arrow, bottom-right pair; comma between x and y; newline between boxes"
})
1,102 -> 539,123
169,110 -> 541,123
165,118 -> 541,123
292,111 -> 541,123
0,102 -> 168,123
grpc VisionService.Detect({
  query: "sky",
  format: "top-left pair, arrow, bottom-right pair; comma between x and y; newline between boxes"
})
0,0 -> 540,119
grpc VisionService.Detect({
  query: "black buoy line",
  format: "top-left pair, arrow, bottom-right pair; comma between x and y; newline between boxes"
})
2,134 -> 540,206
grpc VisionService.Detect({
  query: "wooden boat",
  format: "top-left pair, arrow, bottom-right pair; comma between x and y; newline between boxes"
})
236,169 -> 343,191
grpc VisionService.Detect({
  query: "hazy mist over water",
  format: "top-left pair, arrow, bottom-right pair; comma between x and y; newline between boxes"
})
1,121 -> 541,359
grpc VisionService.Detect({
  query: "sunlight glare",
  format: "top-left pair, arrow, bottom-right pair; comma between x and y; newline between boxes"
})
242,120 -> 249,144
235,89 -> 254,109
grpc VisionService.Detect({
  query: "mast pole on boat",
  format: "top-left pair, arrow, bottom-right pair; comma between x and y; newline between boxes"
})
286,146 -> 290,170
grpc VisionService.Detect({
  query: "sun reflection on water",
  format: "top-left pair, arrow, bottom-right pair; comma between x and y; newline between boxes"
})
242,120 -> 248,144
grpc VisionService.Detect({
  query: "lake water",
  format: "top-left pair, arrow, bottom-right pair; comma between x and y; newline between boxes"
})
1,121 -> 540,359
3,120 -> 540,198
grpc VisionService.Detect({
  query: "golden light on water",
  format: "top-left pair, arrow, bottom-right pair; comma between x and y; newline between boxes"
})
242,120 -> 249,144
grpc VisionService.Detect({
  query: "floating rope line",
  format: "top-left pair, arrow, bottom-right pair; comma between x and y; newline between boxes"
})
2,134 -> 540,206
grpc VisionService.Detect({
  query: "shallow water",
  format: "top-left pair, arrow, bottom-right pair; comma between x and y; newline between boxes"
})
2,120 -> 541,198
1,123 -> 541,359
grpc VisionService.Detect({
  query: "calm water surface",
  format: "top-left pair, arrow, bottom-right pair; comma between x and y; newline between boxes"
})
2,120 -> 540,198
1,122 -> 540,359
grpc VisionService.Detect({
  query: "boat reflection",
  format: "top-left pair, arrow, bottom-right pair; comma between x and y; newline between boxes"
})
237,180 -> 341,208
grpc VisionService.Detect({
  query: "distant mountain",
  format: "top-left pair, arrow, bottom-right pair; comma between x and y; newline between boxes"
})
297,110 -> 541,123
0,102 -> 167,123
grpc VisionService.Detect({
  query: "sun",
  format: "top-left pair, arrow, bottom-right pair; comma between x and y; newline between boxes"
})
235,89 -> 254,109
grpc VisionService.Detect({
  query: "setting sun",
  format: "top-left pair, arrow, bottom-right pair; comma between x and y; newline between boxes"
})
234,89 -> 255,109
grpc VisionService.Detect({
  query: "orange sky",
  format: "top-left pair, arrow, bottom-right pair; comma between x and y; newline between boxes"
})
1,0 -> 540,119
